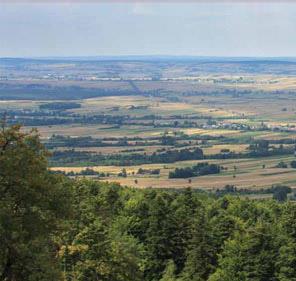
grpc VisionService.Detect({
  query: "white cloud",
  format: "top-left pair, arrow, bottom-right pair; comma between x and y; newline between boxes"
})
131,3 -> 155,16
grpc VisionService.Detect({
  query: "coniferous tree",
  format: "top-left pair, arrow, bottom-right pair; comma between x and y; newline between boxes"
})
209,221 -> 276,281
275,239 -> 296,281
170,188 -> 200,272
144,192 -> 177,281
180,206 -> 214,281
160,260 -> 177,281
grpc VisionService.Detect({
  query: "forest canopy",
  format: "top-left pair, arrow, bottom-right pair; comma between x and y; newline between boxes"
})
1,125 -> 296,281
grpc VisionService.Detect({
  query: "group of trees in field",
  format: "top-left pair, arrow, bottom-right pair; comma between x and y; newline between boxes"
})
51,167 -> 108,177
248,140 -> 295,157
169,162 -> 221,178
215,184 -> 292,202
39,102 -> 82,111
275,160 -> 296,169
2,125 -> 296,281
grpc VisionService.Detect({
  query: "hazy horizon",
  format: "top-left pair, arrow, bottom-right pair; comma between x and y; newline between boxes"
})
3,55 -> 296,59
1,2 -> 296,58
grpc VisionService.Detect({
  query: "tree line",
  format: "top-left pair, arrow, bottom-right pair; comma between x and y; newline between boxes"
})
50,147 -> 204,166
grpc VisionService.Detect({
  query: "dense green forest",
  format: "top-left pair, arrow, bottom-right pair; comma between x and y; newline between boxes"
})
2,125 -> 296,281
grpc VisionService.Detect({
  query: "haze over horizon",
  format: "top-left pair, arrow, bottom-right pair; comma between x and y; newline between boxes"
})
3,56 -> 296,62
1,2 -> 296,57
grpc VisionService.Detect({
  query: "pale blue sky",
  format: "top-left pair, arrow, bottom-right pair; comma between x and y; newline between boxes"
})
1,2 -> 296,57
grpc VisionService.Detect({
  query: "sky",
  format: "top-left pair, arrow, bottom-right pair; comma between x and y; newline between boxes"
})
1,2 -> 296,57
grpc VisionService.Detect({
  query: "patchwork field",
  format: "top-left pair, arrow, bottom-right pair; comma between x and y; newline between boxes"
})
2,57 -> 296,194
52,155 -> 296,189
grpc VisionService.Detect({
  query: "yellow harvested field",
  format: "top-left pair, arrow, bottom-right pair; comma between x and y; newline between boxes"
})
51,162 -> 166,174
105,168 -> 296,190
181,128 -> 241,136
202,144 -> 248,155
51,155 -> 296,190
